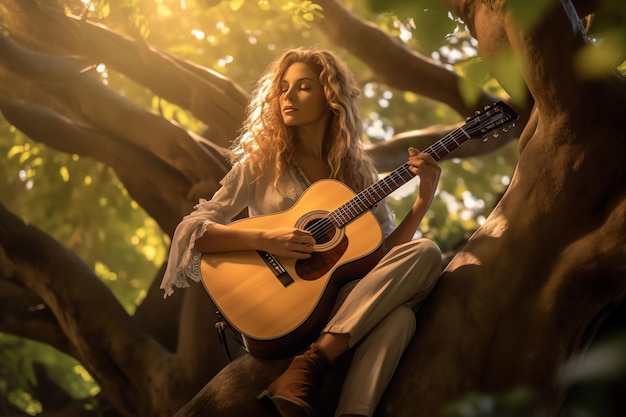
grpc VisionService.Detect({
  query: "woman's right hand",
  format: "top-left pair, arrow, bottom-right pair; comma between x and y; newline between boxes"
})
259,228 -> 316,259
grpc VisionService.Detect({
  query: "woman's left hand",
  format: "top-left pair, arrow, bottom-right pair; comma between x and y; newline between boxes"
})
407,147 -> 441,203
382,147 -> 442,247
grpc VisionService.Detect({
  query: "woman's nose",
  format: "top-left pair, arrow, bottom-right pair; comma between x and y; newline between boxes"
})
284,87 -> 294,101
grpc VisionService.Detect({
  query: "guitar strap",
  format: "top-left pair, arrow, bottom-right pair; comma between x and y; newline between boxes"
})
215,310 -> 247,361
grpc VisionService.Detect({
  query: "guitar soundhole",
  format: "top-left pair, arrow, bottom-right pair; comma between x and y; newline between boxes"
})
295,210 -> 345,252
305,218 -> 334,245
294,210 -> 347,281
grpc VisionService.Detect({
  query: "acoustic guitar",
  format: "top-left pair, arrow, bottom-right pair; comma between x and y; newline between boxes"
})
201,101 -> 519,359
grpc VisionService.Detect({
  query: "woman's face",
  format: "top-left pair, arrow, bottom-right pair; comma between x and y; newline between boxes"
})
279,62 -> 328,128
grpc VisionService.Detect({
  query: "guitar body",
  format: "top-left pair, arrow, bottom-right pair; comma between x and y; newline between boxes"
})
200,179 -> 385,359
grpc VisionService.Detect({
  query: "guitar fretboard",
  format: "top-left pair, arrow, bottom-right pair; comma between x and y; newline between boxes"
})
326,104 -> 515,228
328,128 -> 468,228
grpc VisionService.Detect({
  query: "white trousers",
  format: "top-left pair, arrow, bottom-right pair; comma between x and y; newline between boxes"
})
322,238 -> 442,417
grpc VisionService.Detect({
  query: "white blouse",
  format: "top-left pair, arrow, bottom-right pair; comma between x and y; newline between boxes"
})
160,160 -> 396,297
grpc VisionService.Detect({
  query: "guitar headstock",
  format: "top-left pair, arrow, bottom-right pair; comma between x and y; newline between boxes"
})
465,101 -> 519,140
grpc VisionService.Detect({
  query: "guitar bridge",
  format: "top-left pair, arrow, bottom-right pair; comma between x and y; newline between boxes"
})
257,251 -> 294,287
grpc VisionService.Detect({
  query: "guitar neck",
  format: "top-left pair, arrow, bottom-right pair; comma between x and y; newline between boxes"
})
327,100 -> 518,229
329,128 -> 471,228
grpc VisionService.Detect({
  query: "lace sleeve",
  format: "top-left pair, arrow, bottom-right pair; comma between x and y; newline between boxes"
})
159,218 -> 209,297
160,163 -> 250,297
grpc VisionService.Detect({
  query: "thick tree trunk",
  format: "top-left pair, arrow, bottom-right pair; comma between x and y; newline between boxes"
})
379,1 -> 626,415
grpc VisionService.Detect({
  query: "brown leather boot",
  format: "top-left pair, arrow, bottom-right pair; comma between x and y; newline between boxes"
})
265,343 -> 332,417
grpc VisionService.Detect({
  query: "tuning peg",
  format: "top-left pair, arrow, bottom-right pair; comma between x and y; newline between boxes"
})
502,127 -> 509,133
492,132 -> 499,138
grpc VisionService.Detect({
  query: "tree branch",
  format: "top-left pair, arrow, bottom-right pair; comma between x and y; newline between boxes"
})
1,0 -> 248,148
0,203 -> 186,417
0,33 -> 230,235
0,279 -> 72,354
314,0 -> 500,116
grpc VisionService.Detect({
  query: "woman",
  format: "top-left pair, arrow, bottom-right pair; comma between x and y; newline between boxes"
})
161,46 -> 443,417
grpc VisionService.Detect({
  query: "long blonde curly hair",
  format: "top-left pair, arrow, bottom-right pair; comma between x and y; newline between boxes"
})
229,46 -> 377,192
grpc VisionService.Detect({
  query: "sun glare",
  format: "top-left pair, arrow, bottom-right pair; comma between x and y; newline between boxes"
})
80,0 -> 95,12
191,28 -> 205,40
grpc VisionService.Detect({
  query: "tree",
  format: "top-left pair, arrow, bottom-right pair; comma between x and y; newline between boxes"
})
0,1 -> 624,417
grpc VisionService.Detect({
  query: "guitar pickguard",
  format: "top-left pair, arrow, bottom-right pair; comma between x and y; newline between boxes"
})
295,235 -> 349,281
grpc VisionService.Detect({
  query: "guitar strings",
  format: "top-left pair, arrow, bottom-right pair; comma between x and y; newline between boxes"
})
304,108 -> 502,242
